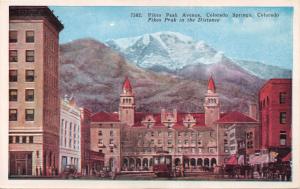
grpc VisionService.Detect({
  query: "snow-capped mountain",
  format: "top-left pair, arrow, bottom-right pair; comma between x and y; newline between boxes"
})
106,31 -> 225,71
106,31 -> 291,79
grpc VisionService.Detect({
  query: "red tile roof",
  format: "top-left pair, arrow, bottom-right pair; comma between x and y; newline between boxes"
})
216,111 -> 257,123
91,112 -> 119,122
207,75 -> 216,92
123,76 -> 132,92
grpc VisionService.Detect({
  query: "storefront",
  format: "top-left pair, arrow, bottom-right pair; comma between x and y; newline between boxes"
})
9,151 -> 33,176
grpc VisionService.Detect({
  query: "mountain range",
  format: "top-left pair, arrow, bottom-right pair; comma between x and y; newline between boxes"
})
59,32 -> 291,114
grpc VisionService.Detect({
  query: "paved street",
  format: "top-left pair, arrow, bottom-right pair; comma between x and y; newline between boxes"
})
11,171 -> 284,181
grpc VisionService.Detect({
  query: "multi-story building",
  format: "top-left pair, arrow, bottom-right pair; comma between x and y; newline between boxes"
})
90,76 -> 259,172
8,6 -> 63,176
80,107 -> 92,175
259,78 -> 292,161
90,112 -> 124,172
59,97 -> 81,173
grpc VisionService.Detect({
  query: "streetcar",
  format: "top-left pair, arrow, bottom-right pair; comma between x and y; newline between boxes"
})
153,150 -> 172,177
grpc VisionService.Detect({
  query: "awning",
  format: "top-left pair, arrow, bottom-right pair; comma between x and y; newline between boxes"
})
282,152 -> 291,162
249,154 -> 269,165
226,154 -> 237,165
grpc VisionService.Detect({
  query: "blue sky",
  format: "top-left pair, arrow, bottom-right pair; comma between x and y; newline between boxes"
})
50,6 -> 293,69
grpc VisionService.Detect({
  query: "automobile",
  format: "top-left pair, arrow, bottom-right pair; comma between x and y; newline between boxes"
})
61,165 -> 78,179
100,166 -> 110,178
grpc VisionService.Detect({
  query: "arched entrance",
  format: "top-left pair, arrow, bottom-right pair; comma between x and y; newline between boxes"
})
197,158 -> 203,166
211,158 -> 217,167
129,158 -> 135,170
175,158 -> 181,166
136,158 -> 141,170
149,158 -> 153,167
109,158 -> 114,171
184,158 -> 190,168
123,158 -> 128,170
204,158 -> 209,167
190,158 -> 196,167
142,158 -> 148,169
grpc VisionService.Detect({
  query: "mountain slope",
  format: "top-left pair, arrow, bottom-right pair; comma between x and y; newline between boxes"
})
60,38 -> 263,113
106,31 -> 291,80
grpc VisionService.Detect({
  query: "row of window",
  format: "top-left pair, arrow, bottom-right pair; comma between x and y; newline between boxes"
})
98,130 -> 114,137
9,30 -> 34,43
9,136 -> 34,144
9,109 -> 34,121
9,89 -> 34,101
137,131 -> 207,138
9,70 -> 35,82
9,50 -> 35,62
260,92 -> 287,109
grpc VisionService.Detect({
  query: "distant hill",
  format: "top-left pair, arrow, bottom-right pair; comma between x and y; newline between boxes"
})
60,38 -> 266,114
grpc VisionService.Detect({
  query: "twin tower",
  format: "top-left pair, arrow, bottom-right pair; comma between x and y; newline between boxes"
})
119,76 -> 220,127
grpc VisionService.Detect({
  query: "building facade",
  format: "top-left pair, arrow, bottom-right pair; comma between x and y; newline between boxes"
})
9,6 -> 63,176
80,107 -> 92,175
59,98 -> 81,173
90,112 -> 124,172
90,77 -> 259,172
259,79 -> 292,161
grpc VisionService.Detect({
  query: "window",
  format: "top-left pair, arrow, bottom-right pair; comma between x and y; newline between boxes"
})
209,148 -> 216,153
110,148 -> 114,153
158,139 -> 162,144
184,140 -> 188,145
110,130 -> 114,137
151,139 -> 154,145
22,136 -> 27,143
178,140 -> 182,144
280,131 -> 287,145
9,109 -> 17,121
29,136 -> 33,143
9,89 -> 18,101
168,131 -> 172,137
178,148 -> 182,153
224,139 -> 228,145
168,147 -> 172,153
98,130 -> 102,136
25,109 -> 34,121
26,31 -> 34,43
110,139 -> 114,144
184,131 -> 189,137
9,50 -> 18,62
167,139 -> 172,145
247,141 -> 253,149
9,70 -> 18,82
25,70 -> 35,82
98,139 -> 103,145
26,50 -> 34,62
198,148 -> 202,153
151,131 -> 154,137
9,136 -> 13,143
191,148 -> 196,153
25,89 -> 34,101
9,31 -> 18,43
158,131 -> 162,136
280,112 -> 287,124
15,136 -> 20,143
280,92 -> 287,104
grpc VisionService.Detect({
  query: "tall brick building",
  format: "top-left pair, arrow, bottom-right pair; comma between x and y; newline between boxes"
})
259,79 -> 292,160
8,6 -> 63,176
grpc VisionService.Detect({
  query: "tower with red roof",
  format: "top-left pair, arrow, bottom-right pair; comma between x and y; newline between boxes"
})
204,76 -> 220,127
119,77 -> 135,126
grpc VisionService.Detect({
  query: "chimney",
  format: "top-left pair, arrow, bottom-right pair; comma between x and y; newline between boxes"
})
161,108 -> 166,122
173,108 -> 177,122
248,102 -> 257,121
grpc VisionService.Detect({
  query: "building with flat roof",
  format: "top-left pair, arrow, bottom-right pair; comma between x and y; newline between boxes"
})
9,6 -> 63,176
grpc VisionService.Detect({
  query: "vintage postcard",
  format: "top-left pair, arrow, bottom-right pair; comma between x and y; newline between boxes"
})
0,0 -> 300,188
